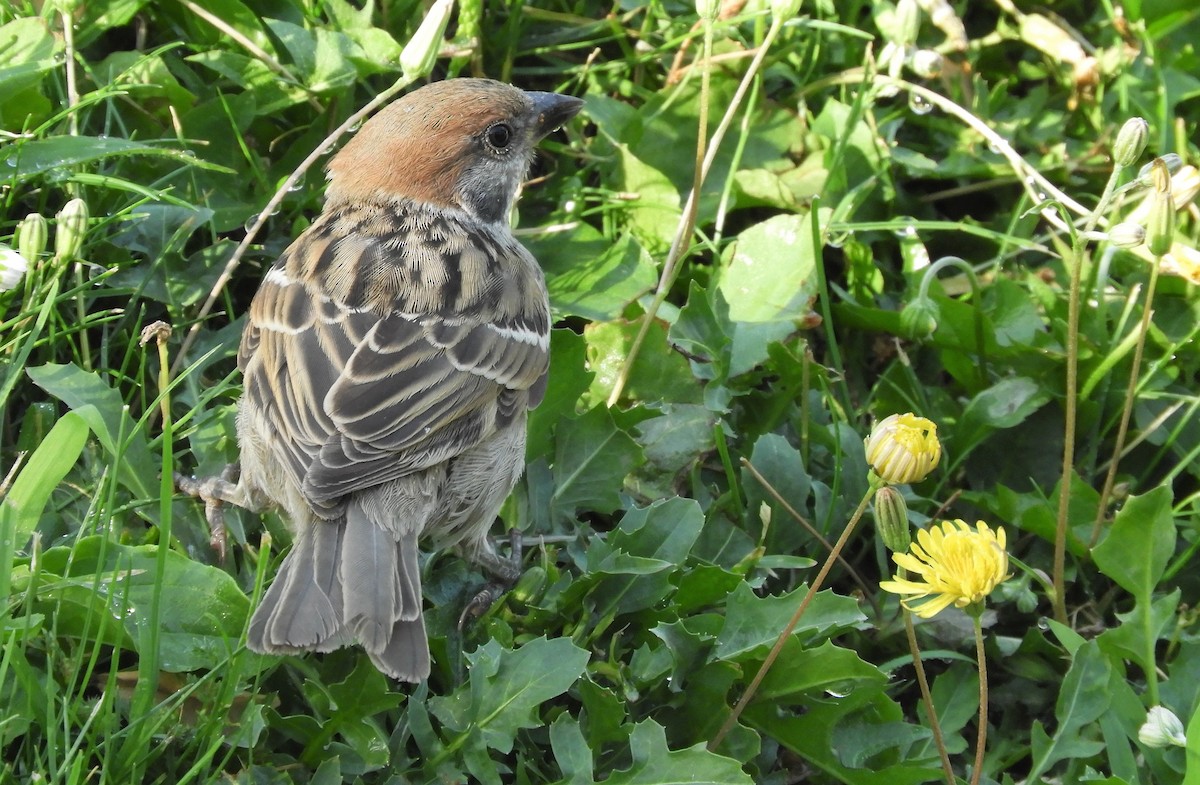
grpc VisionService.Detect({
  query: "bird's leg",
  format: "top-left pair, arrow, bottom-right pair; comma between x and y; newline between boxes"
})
457,529 -> 523,630
175,464 -> 259,561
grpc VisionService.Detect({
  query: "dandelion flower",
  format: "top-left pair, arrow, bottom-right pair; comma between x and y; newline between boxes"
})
864,413 -> 941,485
881,520 -> 1010,618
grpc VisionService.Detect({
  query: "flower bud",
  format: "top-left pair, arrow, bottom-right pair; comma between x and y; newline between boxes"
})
697,0 -> 720,21
1112,117 -> 1148,169
899,297 -> 940,338
771,0 -> 803,21
874,486 -> 911,552
1138,706 -> 1186,748
1106,222 -> 1145,249
908,49 -> 943,78
54,198 -> 89,264
864,413 -> 941,485
1147,158 -> 1175,258
18,213 -> 48,262
0,246 -> 30,291
1136,154 -> 1183,188
894,0 -> 920,45
399,0 -> 453,79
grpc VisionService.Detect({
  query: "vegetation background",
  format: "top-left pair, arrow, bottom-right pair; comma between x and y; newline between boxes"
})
1,0 -> 1199,782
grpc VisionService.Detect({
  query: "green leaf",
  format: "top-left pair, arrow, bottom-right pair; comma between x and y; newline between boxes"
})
586,497 -> 704,617
8,135 -> 231,178
429,637 -> 588,765
717,213 -> 817,323
602,720 -> 753,785
756,640 -> 888,702
715,582 -> 866,661
955,376 -> 1052,454
1097,589 -> 1181,675
1092,485 -> 1175,602
1027,641 -> 1112,781
1185,701 -> 1200,785
616,145 -> 681,254
741,433 -> 813,556
35,536 -> 254,672
536,229 -> 657,321
527,329 -> 593,461
27,363 -> 157,501
0,410 -> 89,546
550,715 -> 594,785
550,405 -> 644,521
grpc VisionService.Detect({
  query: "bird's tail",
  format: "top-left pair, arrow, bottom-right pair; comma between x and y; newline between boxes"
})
246,499 -> 430,682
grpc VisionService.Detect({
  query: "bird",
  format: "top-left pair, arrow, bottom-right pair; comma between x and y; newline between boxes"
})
177,78 -> 584,681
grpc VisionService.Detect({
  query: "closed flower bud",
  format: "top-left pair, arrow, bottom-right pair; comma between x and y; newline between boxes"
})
864,413 -> 941,485
874,486 -> 911,552
1112,117 -> 1148,169
399,0 -> 453,79
18,213 -> 48,262
1147,158 -> 1175,257
1138,706 -> 1186,748
0,246 -> 30,291
899,297 -> 940,338
1136,154 -> 1183,188
1106,222 -> 1145,249
697,0 -> 720,21
909,49 -> 943,78
54,198 -> 89,263
771,0 -> 803,21
894,0 -> 920,45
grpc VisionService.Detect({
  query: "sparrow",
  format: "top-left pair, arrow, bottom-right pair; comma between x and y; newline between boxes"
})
178,78 -> 583,681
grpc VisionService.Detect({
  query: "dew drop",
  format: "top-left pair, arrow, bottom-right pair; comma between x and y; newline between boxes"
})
908,93 -> 933,115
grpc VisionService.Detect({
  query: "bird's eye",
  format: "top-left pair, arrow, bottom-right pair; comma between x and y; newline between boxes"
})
485,122 -> 513,151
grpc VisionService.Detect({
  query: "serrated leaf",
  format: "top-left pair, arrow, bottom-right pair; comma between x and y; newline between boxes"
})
603,720 -> 753,785
429,637 -> 588,754
715,582 -> 866,661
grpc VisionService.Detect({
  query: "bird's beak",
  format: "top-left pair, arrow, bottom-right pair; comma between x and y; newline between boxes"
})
527,91 -> 585,138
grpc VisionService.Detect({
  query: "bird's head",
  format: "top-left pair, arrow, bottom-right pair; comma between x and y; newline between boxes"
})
325,78 -> 584,224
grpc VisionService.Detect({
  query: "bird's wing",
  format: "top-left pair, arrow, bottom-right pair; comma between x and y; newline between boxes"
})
238,207 -> 549,512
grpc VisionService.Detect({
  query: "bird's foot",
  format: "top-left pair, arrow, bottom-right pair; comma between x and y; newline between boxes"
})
175,463 -> 242,561
458,529 -> 523,631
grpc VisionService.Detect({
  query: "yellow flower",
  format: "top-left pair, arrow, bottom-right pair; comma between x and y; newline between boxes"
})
881,520 -> 1010,618
864,413 -> 941,484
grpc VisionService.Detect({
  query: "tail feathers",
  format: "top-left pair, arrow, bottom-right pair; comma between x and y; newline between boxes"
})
249,501 -> 430,681
247,523 -> 344,653
342,498 -> 402,652
367,616 -> 430,683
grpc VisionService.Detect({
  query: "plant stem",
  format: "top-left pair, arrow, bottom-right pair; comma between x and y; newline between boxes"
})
1051,163 -> 1124,623
970,614 -> 989,785
607,15 -> 783,406
901,575 -> 955,785
1088,258 -> 1163,547
710,479 -> 881,750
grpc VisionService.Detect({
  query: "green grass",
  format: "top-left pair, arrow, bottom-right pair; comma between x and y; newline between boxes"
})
2,0 -> 1200,782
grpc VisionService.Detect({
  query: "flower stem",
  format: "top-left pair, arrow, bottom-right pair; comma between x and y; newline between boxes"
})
1052,162 -> 1125,624
970,614 -> 989,785
901,578 -> 955,785
710,479 -> 881,750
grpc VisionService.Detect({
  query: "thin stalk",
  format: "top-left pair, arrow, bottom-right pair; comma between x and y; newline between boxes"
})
607,15 -> 784,406
710,478 -> 883,750
1088,257 -> 1163,547
970,614 -> 989,785
902,592 -> 955,785
1052,164 -> 1125,623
